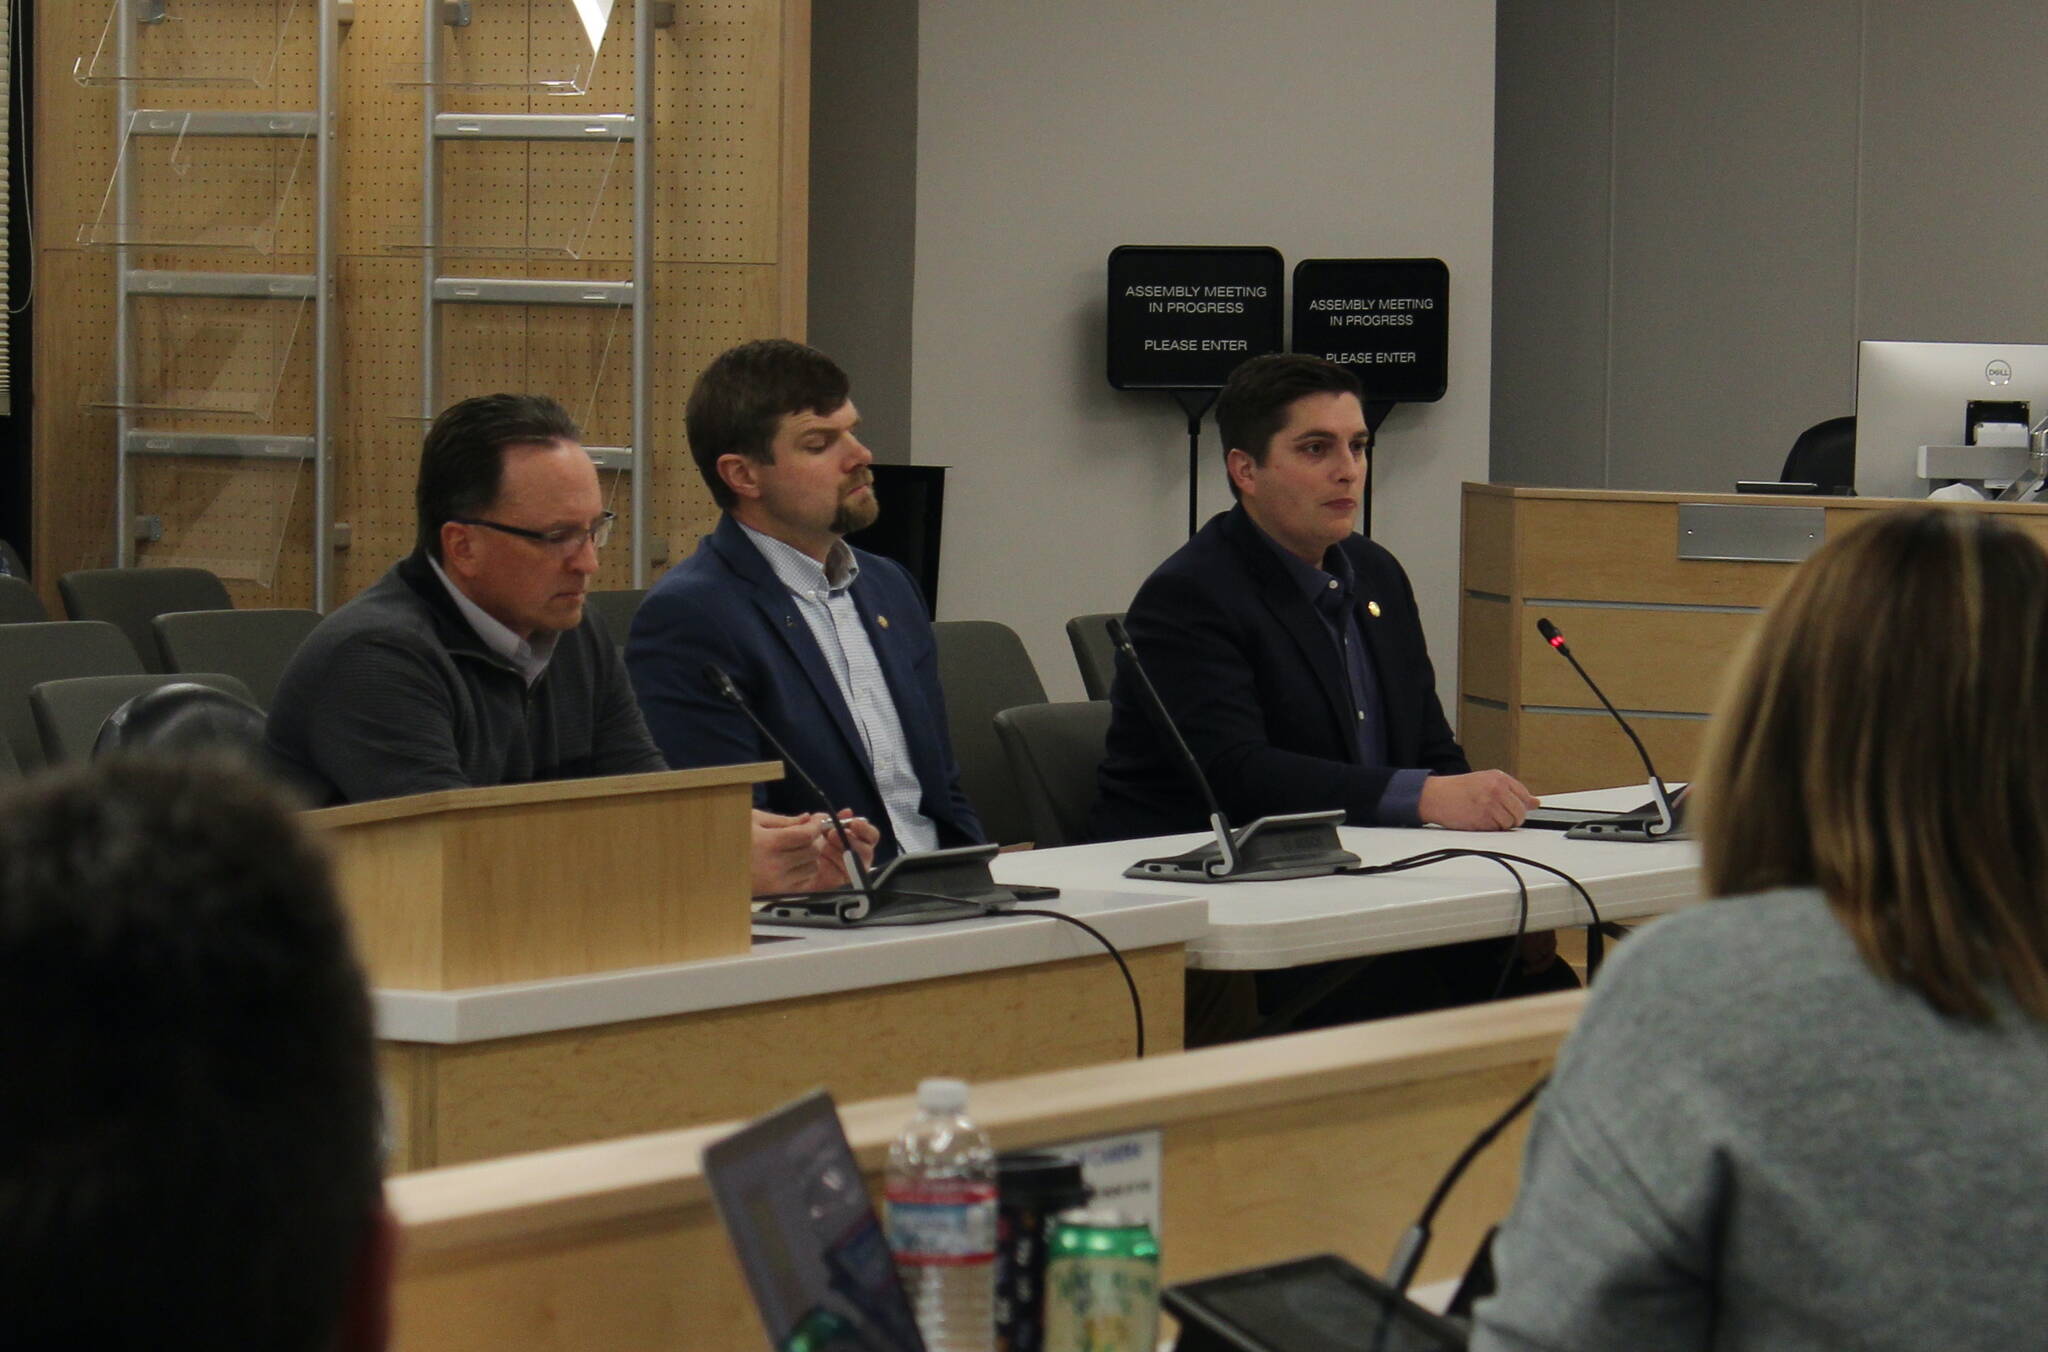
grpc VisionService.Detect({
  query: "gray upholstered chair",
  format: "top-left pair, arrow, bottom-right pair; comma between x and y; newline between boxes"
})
932,619 -> 1048,845
0,621 -> 145,771
59,566 -> 235,672
155,608 -> 322,710
586,588 -> 648,649
1065,612 -> 1125,701
0,576 -> 46,624
31,673 -> 258,766
992,700 -> 1112,849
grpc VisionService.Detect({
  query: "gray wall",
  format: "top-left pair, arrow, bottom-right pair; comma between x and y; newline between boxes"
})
1494,0 -> 2048,492
911,2 -> 1498,702
808,0 -> 919,464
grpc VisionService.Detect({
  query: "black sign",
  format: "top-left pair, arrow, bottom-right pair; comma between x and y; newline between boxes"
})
1107,245 -> 1285,390
1291,258 -> 1449,403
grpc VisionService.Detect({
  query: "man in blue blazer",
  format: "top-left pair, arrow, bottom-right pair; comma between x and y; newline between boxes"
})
628,341 -> 982,864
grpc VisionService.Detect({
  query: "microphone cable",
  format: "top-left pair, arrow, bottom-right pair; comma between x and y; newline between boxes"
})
791,890 -> 1148,1061
1349,849 -> 1609,990
1007,906 -> 1146,1061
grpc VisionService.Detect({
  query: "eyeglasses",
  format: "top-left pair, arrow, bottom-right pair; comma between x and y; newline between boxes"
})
452,511 -> 616,555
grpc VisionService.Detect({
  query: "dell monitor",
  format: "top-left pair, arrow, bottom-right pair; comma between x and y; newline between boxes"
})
1855,339 -> 2048,499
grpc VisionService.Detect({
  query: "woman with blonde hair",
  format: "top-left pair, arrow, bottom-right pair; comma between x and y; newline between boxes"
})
1473,506 -> 2048,1351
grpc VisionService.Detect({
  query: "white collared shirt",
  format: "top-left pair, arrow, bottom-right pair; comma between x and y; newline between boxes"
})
737,521 -> 939,855
429,555 -> 559,689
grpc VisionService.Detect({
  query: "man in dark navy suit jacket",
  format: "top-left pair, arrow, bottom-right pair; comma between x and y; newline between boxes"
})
1093,353 -> 1537,839
628,341 -> 981,863
1093,354 -> 1560,1027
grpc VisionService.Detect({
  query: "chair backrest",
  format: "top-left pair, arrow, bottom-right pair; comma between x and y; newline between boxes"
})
933,620 -> 1049,845
993,700 -> 1113,849
1780,415 -> 1856,492
0,575 -> 46,624
585,588 -> 647,649
0,621 -> 146,770
1066,612 -> 1125,701
59,566 -> 235,672
154,608 -> 322,710
30,673 -> 257,766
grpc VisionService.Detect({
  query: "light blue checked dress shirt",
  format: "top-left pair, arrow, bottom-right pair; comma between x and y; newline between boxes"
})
737,522 -> 939,855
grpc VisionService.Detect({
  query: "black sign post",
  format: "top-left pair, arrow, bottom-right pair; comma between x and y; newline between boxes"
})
1108,245 -> 1285,536
1291,258 -> 1450,535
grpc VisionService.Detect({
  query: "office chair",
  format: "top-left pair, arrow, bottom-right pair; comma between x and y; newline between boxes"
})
0,621 -> 146,771
992,700 -> 1113,848
31,673 -> 258,766
0,576 -> 46,624
1781,415 -> 1856,493
586,588 -> 648,650
1066,612 -> 1125,701
933,620 -> 1048,845
155,608 -> 322,710
59,566 -> 235,672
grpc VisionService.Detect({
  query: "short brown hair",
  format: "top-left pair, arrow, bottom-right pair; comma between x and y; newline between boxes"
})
1699,507 -> 2048,1020
1214,354 -> 1366,500
685,340 -> 851,510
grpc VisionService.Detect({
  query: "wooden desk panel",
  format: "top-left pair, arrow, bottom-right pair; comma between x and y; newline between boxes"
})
379,944 -> 1184,1172
1459,485 -> 2048,791
391,993 -> 1583,1351
1516,606 -> 1760,711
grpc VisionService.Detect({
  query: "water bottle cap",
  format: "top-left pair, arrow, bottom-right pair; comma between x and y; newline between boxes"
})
916,1077 -> 969,1114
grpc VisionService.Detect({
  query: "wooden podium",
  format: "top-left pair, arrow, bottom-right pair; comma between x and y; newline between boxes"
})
305,765 -> 771,989
303,766 -> 1193,1173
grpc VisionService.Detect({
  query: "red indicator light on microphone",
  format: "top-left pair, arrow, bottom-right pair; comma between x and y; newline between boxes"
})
1547,633 -> 1566,649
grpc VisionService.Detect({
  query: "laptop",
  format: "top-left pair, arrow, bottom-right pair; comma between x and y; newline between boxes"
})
703,1089 -> 928,1352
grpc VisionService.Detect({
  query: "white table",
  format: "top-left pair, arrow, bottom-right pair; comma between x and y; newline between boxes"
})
374,887 -> 1203,1041
991,787 -> 1701,970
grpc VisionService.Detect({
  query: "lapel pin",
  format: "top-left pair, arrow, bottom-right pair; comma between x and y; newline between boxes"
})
1367,600 -> 1382,618
877,614 -> 891,629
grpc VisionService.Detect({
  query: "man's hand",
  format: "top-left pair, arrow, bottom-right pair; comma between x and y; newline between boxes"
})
809,811 -> 880,891
1418,770 -> 1539,831
749,810 -> 835,894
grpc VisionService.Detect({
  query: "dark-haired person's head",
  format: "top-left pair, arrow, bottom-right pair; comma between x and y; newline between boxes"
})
416,393 -> 611,638
1700,507 -> 2048,1021
686,341 -> 873,542
1215,354 -> 1373,566
0,756 -> 390,1350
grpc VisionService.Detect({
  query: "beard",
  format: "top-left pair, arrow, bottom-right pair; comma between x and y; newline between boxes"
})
830,482 -> 880,536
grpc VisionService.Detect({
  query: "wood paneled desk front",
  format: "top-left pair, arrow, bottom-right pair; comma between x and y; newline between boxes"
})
1459,485 -> 2048,794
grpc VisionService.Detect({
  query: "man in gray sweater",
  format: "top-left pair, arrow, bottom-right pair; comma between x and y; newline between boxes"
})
267,393 -> 873,893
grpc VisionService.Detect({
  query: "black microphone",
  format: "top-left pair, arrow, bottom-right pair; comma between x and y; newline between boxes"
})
704,665 -> 1015,926
1384,1074 -> 1547,1297
1533,619 -> 1682,839
1105,618 -> 1242,876
1107,619 -> 1358,883
703,662 -> 874,895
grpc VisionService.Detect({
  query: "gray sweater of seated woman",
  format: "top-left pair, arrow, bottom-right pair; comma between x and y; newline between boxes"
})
1472,886 -> 2048,1352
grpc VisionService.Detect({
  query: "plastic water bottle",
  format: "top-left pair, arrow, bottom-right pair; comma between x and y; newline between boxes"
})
887,1077 -> 997,1352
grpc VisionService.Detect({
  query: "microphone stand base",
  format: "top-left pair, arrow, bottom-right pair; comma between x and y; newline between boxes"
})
1126,811 -> 1360,883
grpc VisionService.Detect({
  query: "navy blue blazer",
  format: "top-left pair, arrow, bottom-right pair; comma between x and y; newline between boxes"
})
1090,505 -> 1467,841
626,515 -> 983,861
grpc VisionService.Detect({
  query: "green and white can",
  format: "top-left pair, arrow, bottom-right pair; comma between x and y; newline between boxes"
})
1041,1207 -> 1160,1352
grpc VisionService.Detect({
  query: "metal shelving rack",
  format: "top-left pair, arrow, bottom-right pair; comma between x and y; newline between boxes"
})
85,0 -> 345,608
413,0 -> 658,586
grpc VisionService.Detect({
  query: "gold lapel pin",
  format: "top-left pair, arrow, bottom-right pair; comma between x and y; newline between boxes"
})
878,615 -> 891,629
1367,600 -> 1382,618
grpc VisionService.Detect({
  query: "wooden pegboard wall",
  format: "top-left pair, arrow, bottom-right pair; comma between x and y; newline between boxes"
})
38,0 -> 807,609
